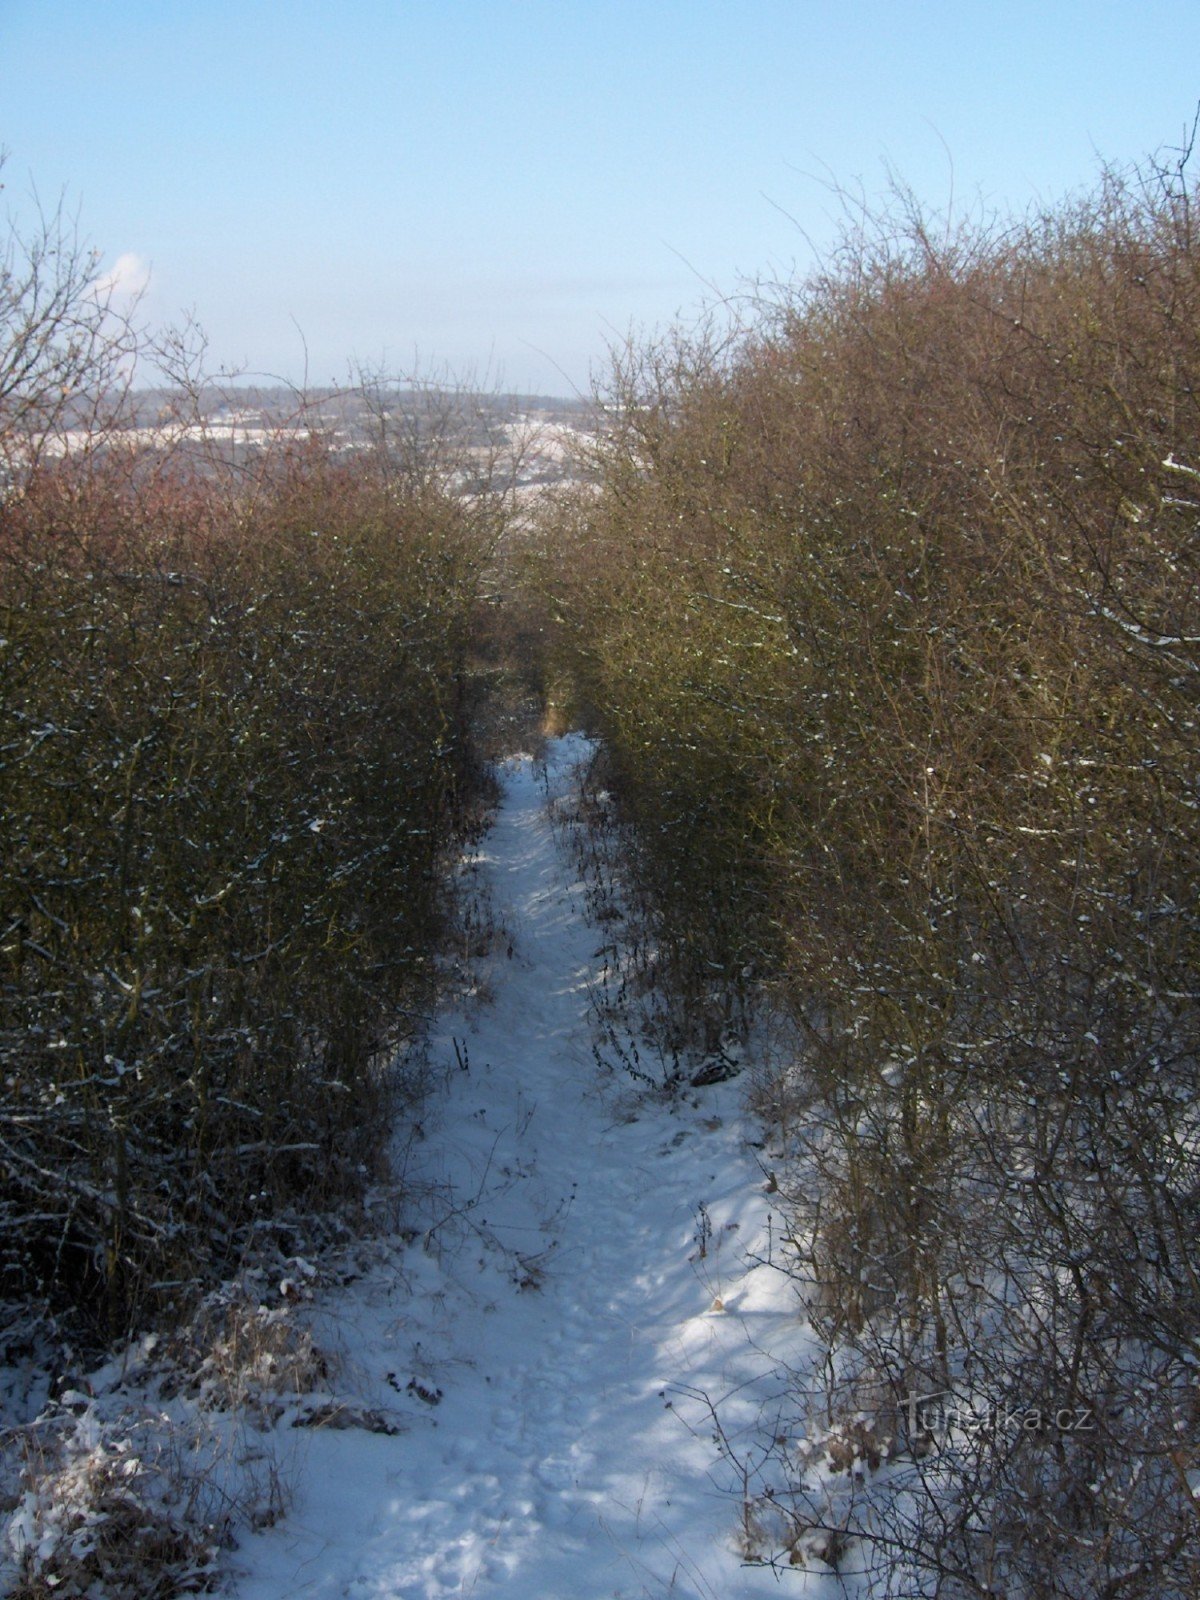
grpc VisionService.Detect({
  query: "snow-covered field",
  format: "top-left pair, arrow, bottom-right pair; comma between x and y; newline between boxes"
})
226,735 -> 825,1599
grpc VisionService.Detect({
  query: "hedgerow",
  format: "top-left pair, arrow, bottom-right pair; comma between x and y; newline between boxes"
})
0,405 -> 499,1338
538,149 -> 1200,1595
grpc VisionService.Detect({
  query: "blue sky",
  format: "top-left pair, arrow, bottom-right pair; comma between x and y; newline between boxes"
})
1,1 -> 1197,395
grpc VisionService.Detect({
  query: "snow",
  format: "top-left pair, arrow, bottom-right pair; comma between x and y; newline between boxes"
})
225,734 -> 826,1599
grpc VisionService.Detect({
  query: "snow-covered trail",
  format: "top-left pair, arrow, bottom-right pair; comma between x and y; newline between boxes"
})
230,736 -> 820,1600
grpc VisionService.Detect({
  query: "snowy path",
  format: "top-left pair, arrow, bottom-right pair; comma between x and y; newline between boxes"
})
230,736 -> 821,1599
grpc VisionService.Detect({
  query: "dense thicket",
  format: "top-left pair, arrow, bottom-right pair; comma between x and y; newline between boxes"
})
539,157 -> 1200,1595
0,363 -> 499,1338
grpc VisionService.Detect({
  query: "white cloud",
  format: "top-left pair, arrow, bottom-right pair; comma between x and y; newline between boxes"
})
89,251 -> 151,306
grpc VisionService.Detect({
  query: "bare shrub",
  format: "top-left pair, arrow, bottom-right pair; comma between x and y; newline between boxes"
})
0,203 -> 507,1343
539,137 -> 1200,1595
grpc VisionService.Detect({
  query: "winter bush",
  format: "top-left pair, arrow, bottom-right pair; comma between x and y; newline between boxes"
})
538,145 -> 1200,1595
0,196 -> 504,1343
